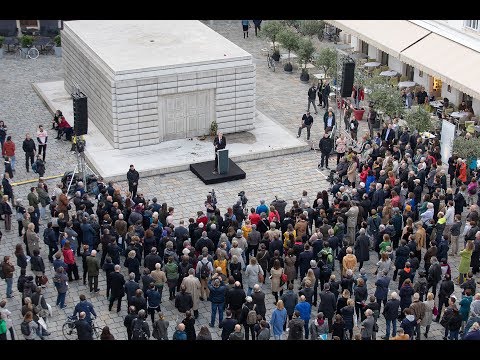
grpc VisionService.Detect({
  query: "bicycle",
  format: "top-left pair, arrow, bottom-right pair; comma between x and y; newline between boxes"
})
15,45 -> 39,60
267,52 -> 276,72
62,315 -> 101,340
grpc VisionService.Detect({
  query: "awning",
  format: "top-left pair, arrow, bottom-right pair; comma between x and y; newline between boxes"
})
399,33 -> 480,99
325,20 -> 430,58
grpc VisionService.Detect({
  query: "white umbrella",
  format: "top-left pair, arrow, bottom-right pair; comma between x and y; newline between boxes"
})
379,70 -> 398,77
364,62 -> 381,68
397,81 -> 416,88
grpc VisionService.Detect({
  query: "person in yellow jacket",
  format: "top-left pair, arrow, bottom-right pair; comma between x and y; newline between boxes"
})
241,220 -> 253,240
213,253 -> 228,277
342,247 -> 357,276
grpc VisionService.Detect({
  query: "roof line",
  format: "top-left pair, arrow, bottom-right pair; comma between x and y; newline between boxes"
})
400,31 -> 432,53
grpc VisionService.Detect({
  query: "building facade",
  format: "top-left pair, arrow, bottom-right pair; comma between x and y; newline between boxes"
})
327,20 -> 480,114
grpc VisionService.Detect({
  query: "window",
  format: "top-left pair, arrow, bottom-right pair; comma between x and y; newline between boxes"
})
465,20 -> 479,30
419,70 -> 423,77
405,64 -> 414,82
380,51 -> 389,66
447,85 -> 451,93
360,40 -> 369,56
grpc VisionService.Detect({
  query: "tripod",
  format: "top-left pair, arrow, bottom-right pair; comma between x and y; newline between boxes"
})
67,141 -> 97,195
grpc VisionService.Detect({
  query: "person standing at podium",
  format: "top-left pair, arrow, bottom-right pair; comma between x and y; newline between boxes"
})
213,131 -> 226,174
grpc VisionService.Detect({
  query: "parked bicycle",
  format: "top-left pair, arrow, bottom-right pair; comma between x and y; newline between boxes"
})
16,45 -> 39,60
62,315 -> 101,340
267,52 -> 276,72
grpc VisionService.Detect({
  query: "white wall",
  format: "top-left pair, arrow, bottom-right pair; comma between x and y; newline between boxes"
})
388,56 -> 403,75
441,85 -> 462,105
472,98 -> 480,115
413,68 -> 430,89
368,44 -> 378,60
350,35 -> 359,52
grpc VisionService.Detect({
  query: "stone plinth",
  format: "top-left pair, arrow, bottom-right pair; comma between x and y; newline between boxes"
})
62,20 -> 256,149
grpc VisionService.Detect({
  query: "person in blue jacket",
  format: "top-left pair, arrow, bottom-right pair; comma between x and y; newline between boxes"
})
294,295 -> 311,339
270,300 -> 287,340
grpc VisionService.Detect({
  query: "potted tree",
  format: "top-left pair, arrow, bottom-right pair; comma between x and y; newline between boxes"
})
20,35 -> 34,59
453,136 -> 480,161
54,34 -> 62,57
404,106 -> 435,133
278,27 -> 300,73
368,75 -> 405,123
297,37 -> 316,82
0,36 -> 4,59
299,20 -> 325,41
314,47 -> 337,79
261,20 -> 283,61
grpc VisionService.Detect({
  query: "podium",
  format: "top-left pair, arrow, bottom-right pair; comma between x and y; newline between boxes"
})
218,149 -> 229,174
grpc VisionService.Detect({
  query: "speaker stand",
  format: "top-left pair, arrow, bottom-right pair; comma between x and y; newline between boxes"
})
67,149 -> 97,195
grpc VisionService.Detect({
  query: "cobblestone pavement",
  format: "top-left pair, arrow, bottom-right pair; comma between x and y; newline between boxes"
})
0,21 -> 470,341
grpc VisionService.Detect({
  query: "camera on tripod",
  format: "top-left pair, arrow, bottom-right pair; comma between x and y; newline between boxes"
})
76,139 -> 86,153
238,191 -> 248,207
209,189 -> 217,206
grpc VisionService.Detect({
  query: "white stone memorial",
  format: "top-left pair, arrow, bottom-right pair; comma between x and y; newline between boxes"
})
62,20 -> 255,149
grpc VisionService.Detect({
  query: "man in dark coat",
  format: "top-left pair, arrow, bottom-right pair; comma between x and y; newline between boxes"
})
318,283 -> 336,331
374,270 -> 391,307
126,164 -> 140,199
75,311 -> 93,340
220,309 -> 238,340
174,285 -> 193,314
225,281 -> 246,320
108,265 -> 125,312
144,248 -> 163,272
251,285 -> 266,320
124,273 -> 140,307
318,132 -> 334,170
354,228 -> 370,270
213,132 -> 226,174
382,292 -> 401,339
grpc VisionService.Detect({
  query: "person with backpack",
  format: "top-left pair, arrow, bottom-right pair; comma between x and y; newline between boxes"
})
239,296 -> 257,340
131,309 -> 150,340
53,266 -> 68,309
270,299 -> 287,340
196,254 -> 214,301
413,270 -> 428,301
287,310 -> 304,340
21,311 -> 42,340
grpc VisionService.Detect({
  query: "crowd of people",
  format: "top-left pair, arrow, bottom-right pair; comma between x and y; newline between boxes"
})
2,104 -> 480,341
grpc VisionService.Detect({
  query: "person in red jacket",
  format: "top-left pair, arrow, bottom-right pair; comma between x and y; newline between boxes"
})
57,116 -> 73,141
2,136 -> 15,172
456,158 -> 467,184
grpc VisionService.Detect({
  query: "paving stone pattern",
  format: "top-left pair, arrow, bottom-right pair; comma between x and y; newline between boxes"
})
0,21 -> 469,341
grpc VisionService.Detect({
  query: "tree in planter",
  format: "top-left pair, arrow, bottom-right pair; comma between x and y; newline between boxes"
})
20,35 -> 34,49
277,28 -> 300,72
313,47 -> 337,79
261,20 -> 283,61
403,106 -> 435,133
54,35 -> 61,47
297,37 -> 316,82
452,136 -> 480,160
0,36 -> 4,58
299,20 -> 325,41
368,75 -> 405,121
280,20 -> 301,31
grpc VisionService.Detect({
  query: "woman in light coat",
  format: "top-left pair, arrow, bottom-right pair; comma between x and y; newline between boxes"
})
245,257 -> 264,296
270,259 -> 284,303
376,252 -> 392,280
229,240 -> 245,270
335,134 -> 347,165
347,156 -> 358,188
421,292 -> 435,339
